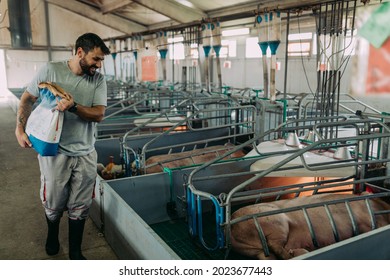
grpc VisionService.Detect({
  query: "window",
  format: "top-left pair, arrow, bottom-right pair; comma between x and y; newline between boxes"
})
168,37 -> 185,60
246,37 -> 261,58
287,32 -> 313,56
288,32 -> 313,41
166,36 -> 237,59
288,42 -> 311,56
222,28 -> 249,37
245,37 -> 271,58
190,46 -> 199,59
219,39 -> 237,58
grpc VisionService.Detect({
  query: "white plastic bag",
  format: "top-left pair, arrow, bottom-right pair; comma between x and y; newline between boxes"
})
25,87 -> 64,156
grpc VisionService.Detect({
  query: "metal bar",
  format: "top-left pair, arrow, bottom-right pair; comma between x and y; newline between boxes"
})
302,208 -> 319,248
345,201 -> 359,236
351,0 -> 357,32
324,204 -> 340,242
229,193 -> 390,225
365,199 -> 377,230
44,0 -> 53,61
253,217 -> 271,257
231,174 -> 390,205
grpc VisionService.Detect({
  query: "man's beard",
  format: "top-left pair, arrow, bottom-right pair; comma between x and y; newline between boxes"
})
79,57 -> 97,76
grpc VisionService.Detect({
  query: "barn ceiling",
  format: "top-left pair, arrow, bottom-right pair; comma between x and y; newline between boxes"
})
46,0 -> 378,37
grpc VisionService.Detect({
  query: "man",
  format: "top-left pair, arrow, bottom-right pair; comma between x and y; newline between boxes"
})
15,33 -> 110,260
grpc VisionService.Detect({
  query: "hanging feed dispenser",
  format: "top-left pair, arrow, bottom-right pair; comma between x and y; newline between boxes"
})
132,35 -> 144,61
202,23 -> 212,58
110,39 -> 118,80
212,21 -> 222,91
201,23 -> 212,92
157,31 -> 168,59
132,35 -> 144,81
268,11 -> 282,102
131,36 -> 137,60
211,21 -> 222,57
257,13 -> 269,99
268,12 -> 281,56
157,31 -> 168,81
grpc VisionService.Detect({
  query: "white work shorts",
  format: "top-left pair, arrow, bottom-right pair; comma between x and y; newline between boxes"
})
38,150 -> 97,221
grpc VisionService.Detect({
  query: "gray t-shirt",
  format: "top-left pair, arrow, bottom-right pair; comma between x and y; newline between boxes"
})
26,60 -> 107,156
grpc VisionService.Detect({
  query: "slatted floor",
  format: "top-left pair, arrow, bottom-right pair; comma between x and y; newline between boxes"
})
151,217 -> 248,260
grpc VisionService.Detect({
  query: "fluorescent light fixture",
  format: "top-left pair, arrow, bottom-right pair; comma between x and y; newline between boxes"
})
222,28 -> 250,37
288,42 -> 311,52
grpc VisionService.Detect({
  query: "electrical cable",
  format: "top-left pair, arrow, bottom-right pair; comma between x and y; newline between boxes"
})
320,28 -> 355,96
296,14 -> 316,96
308,0 -> 357,118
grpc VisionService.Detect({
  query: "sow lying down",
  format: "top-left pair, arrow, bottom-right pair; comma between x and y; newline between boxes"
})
230,193 -> 390,260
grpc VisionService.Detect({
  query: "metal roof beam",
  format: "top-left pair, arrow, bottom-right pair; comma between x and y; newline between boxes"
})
100,0 -> 133,14
47,0 -> 147,34
132,0 -> 207,23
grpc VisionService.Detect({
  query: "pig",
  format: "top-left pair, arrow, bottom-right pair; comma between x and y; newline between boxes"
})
144,144 -> 245,174
230,193 -> 390,260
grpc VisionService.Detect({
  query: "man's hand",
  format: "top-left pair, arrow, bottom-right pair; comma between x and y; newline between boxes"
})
38,82 -> 74,112
15,128 -> 32,148
15,91 -> 37,148
55,95 -> 75,112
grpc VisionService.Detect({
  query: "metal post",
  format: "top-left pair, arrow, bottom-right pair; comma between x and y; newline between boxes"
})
283,11 -> 290,99
44,0 -> 52,61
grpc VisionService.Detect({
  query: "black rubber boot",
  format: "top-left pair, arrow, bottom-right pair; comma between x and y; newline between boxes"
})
68,218 -> 87,260
45,215 -> 60,256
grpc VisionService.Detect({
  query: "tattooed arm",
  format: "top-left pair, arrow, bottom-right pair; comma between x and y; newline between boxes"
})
15,91 -> 38,148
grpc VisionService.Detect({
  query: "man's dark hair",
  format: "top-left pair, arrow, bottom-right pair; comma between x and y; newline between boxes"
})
75,33 -> 110,55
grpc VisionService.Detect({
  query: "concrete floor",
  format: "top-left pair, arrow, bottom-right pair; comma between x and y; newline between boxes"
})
0,96 -> 118,260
